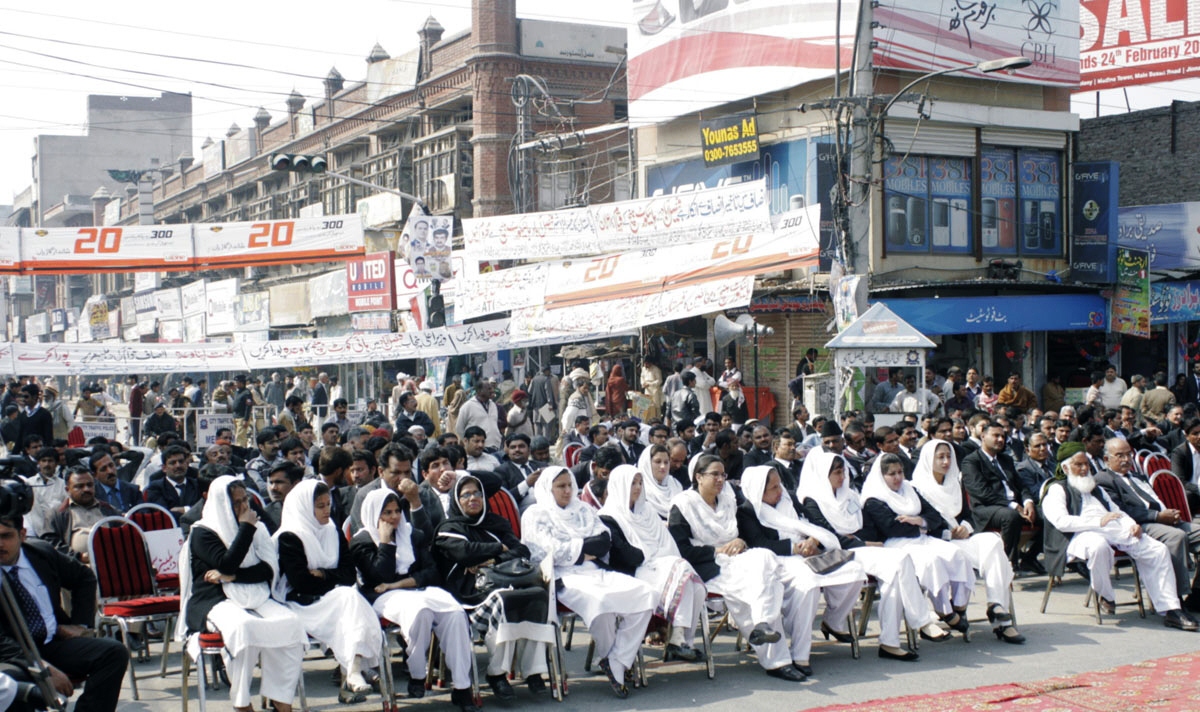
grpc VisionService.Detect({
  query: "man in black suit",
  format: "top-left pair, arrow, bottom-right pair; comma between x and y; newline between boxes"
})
742,425 -> 775,468
865,426 -> 914,480
961,419 -> 1040,572
89,450 -> 140,515
577,424 -> 609,463
494,433 -> 548,510
143,445 -> 200,521
570,445 -> 621,490
1096,437 -> 1200,610
614,420 -> 644,466
1015,433 -> 1056,499
314,446 -> 356,531
1183,361 -> 1200,406
765,431 -> 803,492
0,512 -> 129,711
1169,417 -> 1200,515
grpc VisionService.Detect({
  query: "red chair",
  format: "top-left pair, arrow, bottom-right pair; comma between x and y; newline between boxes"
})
87,516 -> 181,699
1143,453 -> 1171,477
180,631 -> 310,712
126,503 -> 181,592
564,443 -> 583,469
1150,470 -> 1193,522
487,488 -> 522,538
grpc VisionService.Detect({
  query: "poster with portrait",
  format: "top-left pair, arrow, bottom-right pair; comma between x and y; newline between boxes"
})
402,213 -> 455,282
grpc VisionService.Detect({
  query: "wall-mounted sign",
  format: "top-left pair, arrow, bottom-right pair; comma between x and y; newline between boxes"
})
699,111 -> 760,168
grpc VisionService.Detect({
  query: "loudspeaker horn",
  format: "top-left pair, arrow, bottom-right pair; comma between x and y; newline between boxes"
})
714,314 -> 747,349
736,313 -> 775,338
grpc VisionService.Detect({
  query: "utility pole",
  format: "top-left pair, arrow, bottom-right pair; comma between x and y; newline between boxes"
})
846,1 -> 874,276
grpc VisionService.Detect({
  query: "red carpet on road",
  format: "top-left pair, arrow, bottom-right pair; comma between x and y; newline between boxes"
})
805,652 -> 1200,711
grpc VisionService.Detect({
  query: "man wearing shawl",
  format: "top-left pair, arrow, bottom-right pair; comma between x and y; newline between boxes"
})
1041,442 -> 1196,630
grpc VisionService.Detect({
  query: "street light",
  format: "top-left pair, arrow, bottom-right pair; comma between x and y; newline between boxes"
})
842,55 -> 1032,274
878,56 -> 1032,118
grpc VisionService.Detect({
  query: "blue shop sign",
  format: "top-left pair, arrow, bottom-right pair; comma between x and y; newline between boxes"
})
1151,281 -> 1200,324
1118,202 -> 1200,272
877,295 -> 1108,335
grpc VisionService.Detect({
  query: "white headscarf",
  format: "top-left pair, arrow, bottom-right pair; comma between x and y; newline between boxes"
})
861,455 -> 922,516
358,487 -> 416,577
532,465 -> 604,539
189,475 -> 278,609
910,441 -> 965,525
797,449 -> 862,536
670,457 -> 739,548
741,465 -> 840,552
274,480 -> 341,569
599,464 -> 679,559
637,445 -> 682,520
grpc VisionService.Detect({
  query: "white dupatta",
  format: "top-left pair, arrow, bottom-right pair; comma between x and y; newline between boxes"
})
741,465 -> 840,551
910,442 -> 967,527
273,480 -> 341,596
598,465 -> 679,559
358,488 -> 417,577
861,457 -> 922,517
669,458 -> 739,548
796,449 -> 862,536
637,446 -> 682,520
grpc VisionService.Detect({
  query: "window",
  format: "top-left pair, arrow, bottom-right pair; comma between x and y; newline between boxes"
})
883,155 -> 972,254
981,147 -> 1062,256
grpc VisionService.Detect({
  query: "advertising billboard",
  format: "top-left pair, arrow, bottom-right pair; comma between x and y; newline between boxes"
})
1080,0 -> 1200,90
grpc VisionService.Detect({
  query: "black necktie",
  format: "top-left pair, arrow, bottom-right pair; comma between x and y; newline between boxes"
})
5,568 -> 46,644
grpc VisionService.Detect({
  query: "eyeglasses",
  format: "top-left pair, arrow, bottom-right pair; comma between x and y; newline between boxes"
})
702,471 -> 727,480
458,491 -> 484,500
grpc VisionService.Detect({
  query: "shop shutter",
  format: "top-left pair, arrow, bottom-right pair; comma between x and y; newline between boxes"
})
980,127 -> 1067,149
882,122 -> 975,157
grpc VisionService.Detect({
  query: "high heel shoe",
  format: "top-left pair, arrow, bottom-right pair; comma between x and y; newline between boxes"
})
820,621 -> 854,644
986,603 -> 1013,625
994,625 -> 1026,644
918,623 -> 949,642
940,612 -> 970,641
878,646 -> 919,662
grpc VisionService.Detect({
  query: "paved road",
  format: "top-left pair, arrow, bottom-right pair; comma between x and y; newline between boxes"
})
114,573 -> 1199,711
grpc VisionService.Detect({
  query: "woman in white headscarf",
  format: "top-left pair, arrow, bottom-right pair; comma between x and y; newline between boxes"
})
275,480 -> 384,702
521,466 -> 656,699
738,465 -> 866,655
180,475 -> 307,712
911,441 -> 1024,644
349,488 -> 478,712
599,464 -> 706,662
861,453 -> 976,638
668,455 -> 811,682
798,449 -> 947,660
637,443 -> 682,520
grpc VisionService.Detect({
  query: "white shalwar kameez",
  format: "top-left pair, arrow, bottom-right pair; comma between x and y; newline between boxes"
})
273,481 -> 382,675
521,467 -> 656,683
798,451 -> 940,648
599,465 -> 706,648
358,489 -> 473,691
1042,477 -> 1179,612
177,476 -> 306,708
912,443 -> 1014,608
862,458 -> 975,614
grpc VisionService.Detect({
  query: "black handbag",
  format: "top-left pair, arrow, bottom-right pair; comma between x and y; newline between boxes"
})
804,549 -> 855,575
475,557 -> 544,594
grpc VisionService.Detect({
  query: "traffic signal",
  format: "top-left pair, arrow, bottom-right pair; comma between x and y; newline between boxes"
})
268,153 -> 327,173
427,281 -> 446,328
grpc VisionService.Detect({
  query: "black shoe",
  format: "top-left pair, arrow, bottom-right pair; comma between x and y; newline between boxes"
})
407,678 -> 427,699
765,665 -> 806,682
820,621 -> 854,643
1098,597 -> 1116,615
986,604 -> 1013,625
747,623 -> 781,646
338,685 -> 367,704
1184,593 -> 1200,613
1164,609 -> 1199,631
597,658 -> 629,699
994,625 -> 1026,644
526,674 -> 546,695
939,612 -> 969,635
878,646 -> 919,662
451,687 -> 481,712
792,663 -> 814,677
487,674 -> 516,700
665,643 -> 703,662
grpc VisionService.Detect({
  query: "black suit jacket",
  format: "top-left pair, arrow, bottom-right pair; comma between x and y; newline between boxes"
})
0,539 -> 97,665
1184,375 -> 1200,406
1015,457 -> 1055,501
960,448 -> 1033,513
1094,467 -> 1163,525
143,476 -> 201,517
1171,442 -> 1198,485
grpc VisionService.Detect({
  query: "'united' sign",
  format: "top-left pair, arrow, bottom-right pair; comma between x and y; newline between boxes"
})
347,251 -> 396,312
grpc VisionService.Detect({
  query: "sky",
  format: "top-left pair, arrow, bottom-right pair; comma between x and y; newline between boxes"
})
0,1 -> 1192,206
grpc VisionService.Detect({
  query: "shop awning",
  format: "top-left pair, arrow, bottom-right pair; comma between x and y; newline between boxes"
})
876,294 -> 1108,335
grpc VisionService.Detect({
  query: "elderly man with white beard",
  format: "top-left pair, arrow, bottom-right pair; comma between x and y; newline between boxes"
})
1041,441 -> 1197,631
